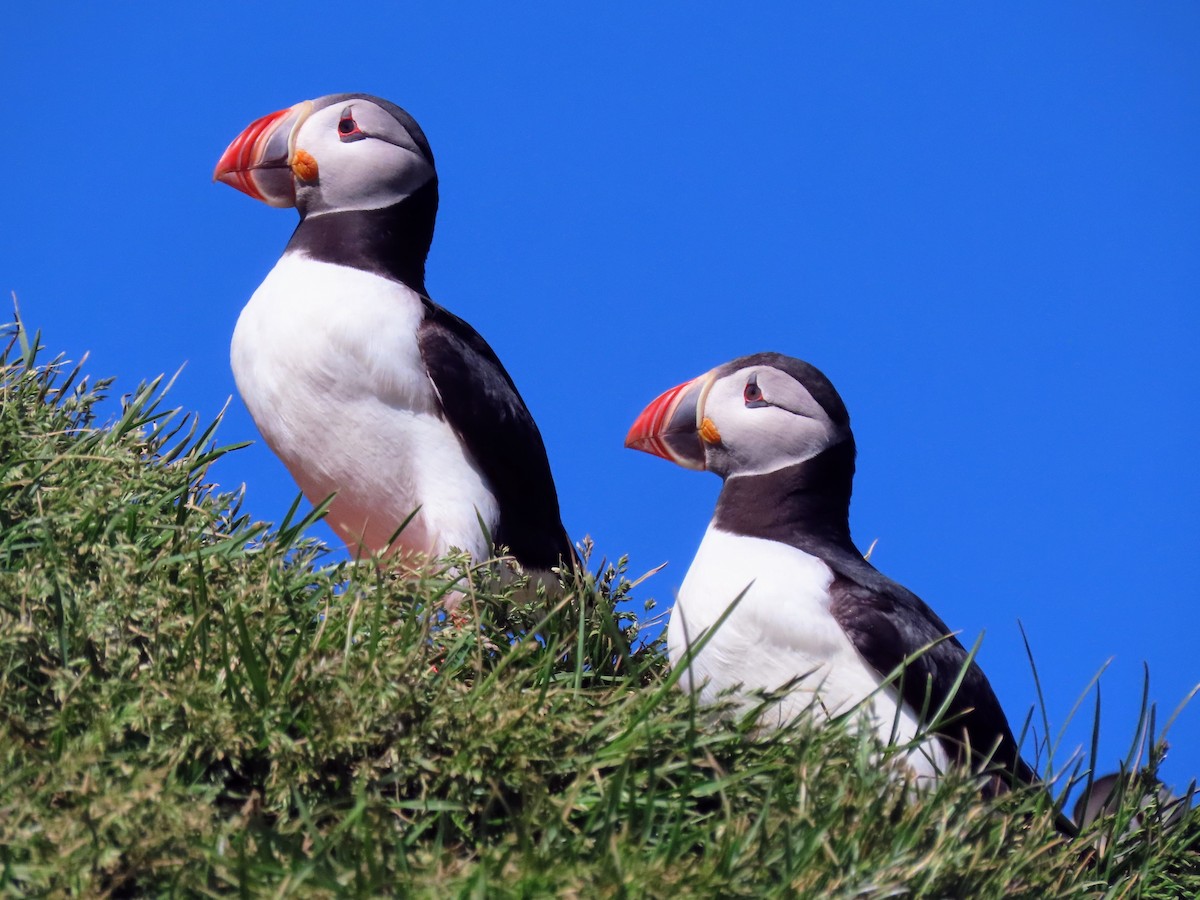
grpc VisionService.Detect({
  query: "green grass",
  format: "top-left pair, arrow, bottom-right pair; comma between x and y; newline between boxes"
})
0,318 -> 1196,898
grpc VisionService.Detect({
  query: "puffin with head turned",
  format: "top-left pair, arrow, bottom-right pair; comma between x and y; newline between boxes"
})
626,352 -> 1041,794
215,94 -> 574,578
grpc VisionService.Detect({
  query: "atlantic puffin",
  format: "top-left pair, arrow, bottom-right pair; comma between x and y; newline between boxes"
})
626,352 -> 1040,791
214,94 -> 574,576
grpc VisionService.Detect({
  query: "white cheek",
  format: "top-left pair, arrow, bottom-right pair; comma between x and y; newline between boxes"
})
299,137 -> 434,216
736,417 -> 802,474
721,410 -> 832,476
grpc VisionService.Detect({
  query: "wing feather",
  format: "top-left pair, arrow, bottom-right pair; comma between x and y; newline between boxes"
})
416,300 -> 574,571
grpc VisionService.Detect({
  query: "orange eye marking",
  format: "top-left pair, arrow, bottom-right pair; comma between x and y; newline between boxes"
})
291,149 -> 319,182
699,417 -> 721,444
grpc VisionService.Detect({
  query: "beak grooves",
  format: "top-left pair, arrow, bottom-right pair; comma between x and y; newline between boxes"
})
625,374 -> 711,470
213,101 -> 314,207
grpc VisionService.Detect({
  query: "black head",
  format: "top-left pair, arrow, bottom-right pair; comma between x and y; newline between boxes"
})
626,352 -> 855,480
215,93 -> 438,218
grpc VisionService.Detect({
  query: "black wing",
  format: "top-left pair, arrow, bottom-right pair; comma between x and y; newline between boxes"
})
417,299 -> 574,572
825,552 -> 1037,790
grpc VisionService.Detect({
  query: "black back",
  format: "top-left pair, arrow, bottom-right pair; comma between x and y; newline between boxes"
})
284,98 -> 574,572
418,301 -> 575,571
714,442 -> 1036,790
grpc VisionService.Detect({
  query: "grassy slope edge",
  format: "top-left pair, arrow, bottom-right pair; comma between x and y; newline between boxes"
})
0,321 -> 1196,898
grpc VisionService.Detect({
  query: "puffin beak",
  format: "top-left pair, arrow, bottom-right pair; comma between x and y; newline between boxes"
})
624,372 -> 715,470
213,101 -> 314,207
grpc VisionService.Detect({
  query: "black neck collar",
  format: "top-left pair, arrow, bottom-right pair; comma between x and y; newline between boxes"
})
284,179 -> 439,295
712,441 -> 858,555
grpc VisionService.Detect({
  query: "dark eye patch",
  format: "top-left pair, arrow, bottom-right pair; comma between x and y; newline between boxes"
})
338,107 -> 365,141
744,374 -> 769,408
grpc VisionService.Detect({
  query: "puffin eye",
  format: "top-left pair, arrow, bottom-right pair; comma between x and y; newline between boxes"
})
337,108 -> 364,141
744,375 -> 766,407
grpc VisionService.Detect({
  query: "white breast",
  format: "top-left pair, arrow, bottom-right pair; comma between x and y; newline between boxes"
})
230,253 -> 498,561
669,525 -> 949,779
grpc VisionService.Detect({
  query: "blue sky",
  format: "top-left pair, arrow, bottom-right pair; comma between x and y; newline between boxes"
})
4,4 -> 1198,793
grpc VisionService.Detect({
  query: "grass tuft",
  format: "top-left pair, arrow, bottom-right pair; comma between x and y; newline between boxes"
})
0,319 -> 1196,897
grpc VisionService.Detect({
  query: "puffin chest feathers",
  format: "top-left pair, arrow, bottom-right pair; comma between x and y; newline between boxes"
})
229,252 -> 497,558
670,525 -> 942,772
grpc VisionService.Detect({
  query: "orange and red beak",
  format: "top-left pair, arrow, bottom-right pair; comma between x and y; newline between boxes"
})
624,372 -> 716,470
213,101 -> 314,207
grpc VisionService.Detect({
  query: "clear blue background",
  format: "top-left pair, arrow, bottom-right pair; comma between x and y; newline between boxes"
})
4,3 -> 1197,794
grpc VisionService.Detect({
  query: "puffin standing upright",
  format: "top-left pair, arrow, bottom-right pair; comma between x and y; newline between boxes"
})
626,353 -> 1037,790
214,94 -> 573,575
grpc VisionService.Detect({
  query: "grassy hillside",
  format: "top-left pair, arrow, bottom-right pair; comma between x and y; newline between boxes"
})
0,320 -> 1196,897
